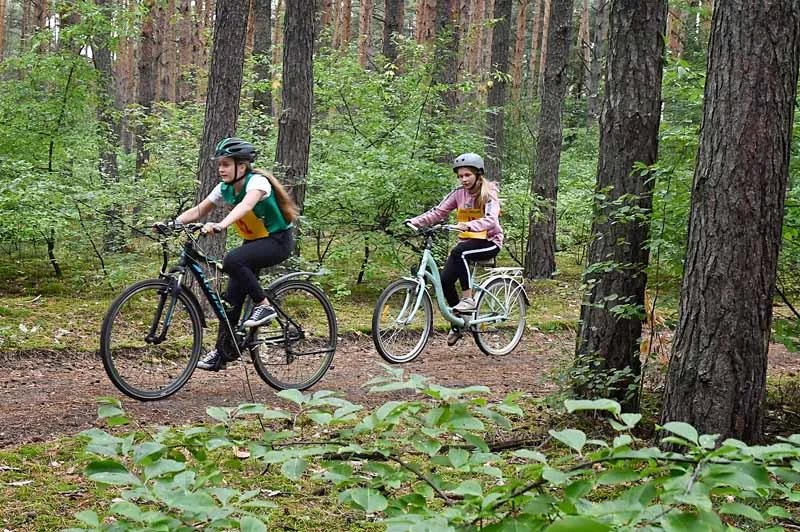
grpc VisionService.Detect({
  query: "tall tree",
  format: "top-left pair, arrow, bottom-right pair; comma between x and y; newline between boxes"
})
523,0 -> 572,278
536,0 -> 551,94
527,0 -> 544,96
483,0 -> 511,180
662,0 -> 800,443
383,0 -> 405,63
136,0 -> 157,173
0,0 -> 6,60
434,0 -> 461,113
358,0 -> 373,66
276,0 -> 314,213
574,0 -> 666,411
510,0 -> 528,110
416,0 -> 437,44
176,0 -> 194,102
252,0 -> 273,118
585,0 -> 607,125
196,0 -> 250,259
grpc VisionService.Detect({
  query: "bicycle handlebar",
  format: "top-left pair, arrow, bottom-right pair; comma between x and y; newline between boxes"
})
152,221 -> 205,237
409,222 -> 461,236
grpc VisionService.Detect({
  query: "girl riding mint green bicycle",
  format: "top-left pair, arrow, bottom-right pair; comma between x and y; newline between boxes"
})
371,153 -> 528,362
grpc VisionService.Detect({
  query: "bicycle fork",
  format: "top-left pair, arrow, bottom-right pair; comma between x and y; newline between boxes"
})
146,276 -> 182,345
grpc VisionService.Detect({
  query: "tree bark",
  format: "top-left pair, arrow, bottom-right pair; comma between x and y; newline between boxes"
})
273,0 -> 284,113
136,0 -> 157,173
358,0 -> 373,66
510,0 -> 528,111
176,0 -> 194,102
416,0 -> 437,44
484,0 -> 511,180
276,0 -> 314,213
574,0 -> 666,412
0,0 -> 6,60
585,0 -> 607,126
253,0 -> 273,118
383,0 -> 405,63
536,0 -> 551,94
196,0 -> 250,259
524,0 -> 572,279
662,0 -> 800,443
434,0 -> 461,113
527,0 -> 543,97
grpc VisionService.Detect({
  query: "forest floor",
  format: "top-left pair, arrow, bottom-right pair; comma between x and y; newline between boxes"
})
2,329 -> 800,449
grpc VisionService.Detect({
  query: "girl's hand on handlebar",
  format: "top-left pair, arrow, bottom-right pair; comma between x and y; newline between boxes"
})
202,222 -> 224,234
404,219 -> 419,232
454,222 -> 469,231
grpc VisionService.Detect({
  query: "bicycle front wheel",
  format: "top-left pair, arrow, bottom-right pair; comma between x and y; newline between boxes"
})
100,279 -> 203,401
472,277 -> 527,356
372,279 -> 433,363
250,280 -> 337,390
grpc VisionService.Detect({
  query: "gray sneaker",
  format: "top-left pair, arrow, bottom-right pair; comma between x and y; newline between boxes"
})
453,297 -> 476,313
447,328 -> 463,347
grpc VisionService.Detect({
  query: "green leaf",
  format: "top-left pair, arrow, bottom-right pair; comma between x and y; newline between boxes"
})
144,458 -> 186,480
720,502 -> 765,522
619,413 -> 642,428
281,458 -> 307,481
85,460 -> 142,486
447,448 -> 470,469
660,422 -> 699,445
346,487 -> 388,513
549,429 -> 587,453
240,516 -> 268,532
766,505 -> 793,518
564,399 -> 621,416
452,479 -> 483,497
306,411 -> 333,425
544,516 -> 611,531
75,510 -> 100,527
513,449 -> 548,463
277,388 -> 306,405
206,406 -> 232,423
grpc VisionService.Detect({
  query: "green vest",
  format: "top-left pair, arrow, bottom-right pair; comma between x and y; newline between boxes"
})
220,173 -> 292,239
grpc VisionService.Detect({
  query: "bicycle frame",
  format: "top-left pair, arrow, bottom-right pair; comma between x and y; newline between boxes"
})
401,229 -> 519,330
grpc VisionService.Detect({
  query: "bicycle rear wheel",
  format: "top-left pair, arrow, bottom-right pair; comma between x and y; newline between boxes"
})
249,280 -> 337,390
472,277 -> 526,356
100,279 -> 203,401
372,279 -> 433,363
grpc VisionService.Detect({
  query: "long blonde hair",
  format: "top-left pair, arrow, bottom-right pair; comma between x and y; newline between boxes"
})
252,168 -> 299,222
473,175 -> 493,213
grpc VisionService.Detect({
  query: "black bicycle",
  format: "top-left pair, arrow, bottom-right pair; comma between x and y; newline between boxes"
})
99,222 -> 337,401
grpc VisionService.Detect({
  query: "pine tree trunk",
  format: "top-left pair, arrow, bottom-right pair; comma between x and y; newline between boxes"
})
416,0 -> 436,44
158,0 -> 177,102
276,0 -> 314,213
574,0 -> 667,412
253,0 -> 273,118
575,0 -> 589,96
482,0 -> 494,73
585,0 -> 606,126
510,0 -> 528,112
484,0 -> 511,181
527,0 -> 543,97
273,0 -> 284,113
383,0 -> 404,63
434,0 -> 460,113
358,0 -> 373,66
537,0 -> 551,94
0,0 -> 6,60
524,0 -> 572,279
466,0 -> 485,75
662,0 -> 800,444
176,0 -> 194,102
341,0 -> 352,50
136,0 -> 157,173
196,0 -> 250,259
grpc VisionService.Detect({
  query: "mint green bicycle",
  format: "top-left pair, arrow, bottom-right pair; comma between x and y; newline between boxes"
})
372,223 -> 528,362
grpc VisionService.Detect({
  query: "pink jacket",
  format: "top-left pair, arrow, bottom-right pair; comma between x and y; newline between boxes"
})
410,182 -> 504,247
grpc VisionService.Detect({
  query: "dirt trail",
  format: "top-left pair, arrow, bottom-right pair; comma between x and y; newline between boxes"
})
0,332 -> 574,448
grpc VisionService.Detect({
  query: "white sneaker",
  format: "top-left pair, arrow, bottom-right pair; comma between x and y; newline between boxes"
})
447,328 -> 463,346
453,297 -> 476,313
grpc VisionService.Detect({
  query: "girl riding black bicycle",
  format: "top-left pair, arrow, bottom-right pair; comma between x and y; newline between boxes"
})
166,137 -> 298,371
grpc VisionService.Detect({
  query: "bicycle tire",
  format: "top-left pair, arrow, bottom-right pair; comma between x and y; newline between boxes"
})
372,279 -> 433,363
249,280 -> 337,390
100,279 -> 203,401
472,277 -> 526,356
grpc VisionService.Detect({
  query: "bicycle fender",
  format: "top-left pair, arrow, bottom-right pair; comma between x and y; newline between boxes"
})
264,270 -> 327,291
481,275 -> 530,306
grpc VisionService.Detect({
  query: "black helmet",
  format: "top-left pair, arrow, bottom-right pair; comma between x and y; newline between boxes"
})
212,137 -> 258,162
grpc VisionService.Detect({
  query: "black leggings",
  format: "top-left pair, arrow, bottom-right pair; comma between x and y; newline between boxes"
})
440,239 -> 500,307
216,230 -> 294,356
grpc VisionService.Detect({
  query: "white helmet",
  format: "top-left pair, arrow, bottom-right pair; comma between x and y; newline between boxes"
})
452,153 -> 485,174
